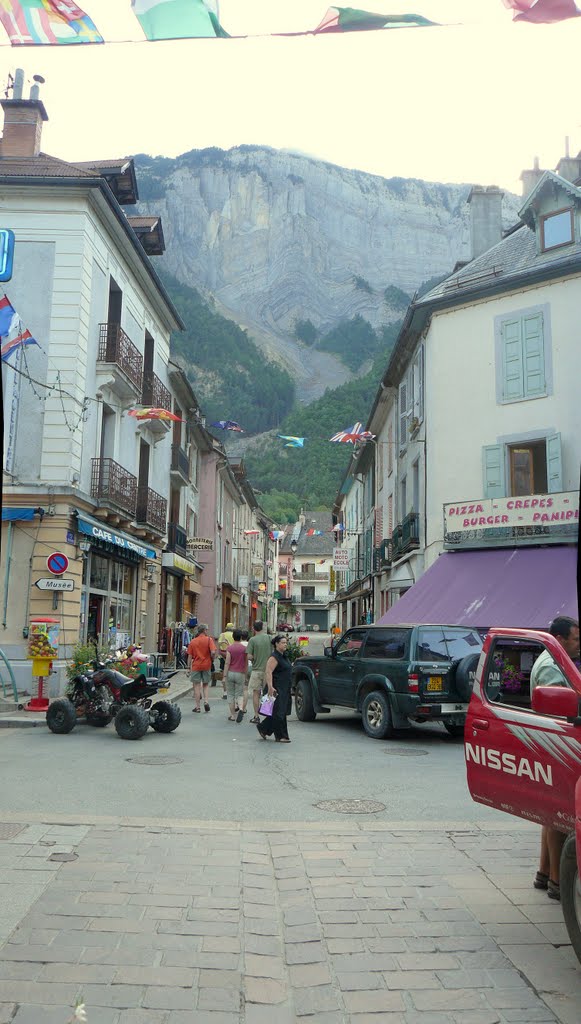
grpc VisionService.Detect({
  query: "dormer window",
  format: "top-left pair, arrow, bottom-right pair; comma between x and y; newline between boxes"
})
540,207 -> 574,252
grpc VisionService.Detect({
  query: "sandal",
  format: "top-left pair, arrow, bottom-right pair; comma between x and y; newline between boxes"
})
533,870 -> 549,890
192,707 -> 201,713
250,716 -> 260,724
236,709 -> 244,723
277,738 -> 291,743
204,703 -> 210,713
547,879 -> 560,901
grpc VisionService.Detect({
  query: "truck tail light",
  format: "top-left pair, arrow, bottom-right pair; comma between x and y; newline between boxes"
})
408,673 -> 419,693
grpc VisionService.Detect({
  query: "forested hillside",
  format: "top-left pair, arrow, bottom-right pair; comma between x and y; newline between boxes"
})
161,272 -> 295,433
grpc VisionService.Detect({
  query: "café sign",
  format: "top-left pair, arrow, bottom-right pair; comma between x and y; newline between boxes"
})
444,490 -> 579,533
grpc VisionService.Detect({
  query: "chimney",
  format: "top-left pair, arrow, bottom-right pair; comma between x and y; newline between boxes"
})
556,137 -> 581,185
0,70 -> 48,158
520,156 -> 545,198
467,186 -> 504,260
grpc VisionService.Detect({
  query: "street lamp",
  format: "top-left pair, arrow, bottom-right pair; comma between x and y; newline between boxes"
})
290,540 -> 297,554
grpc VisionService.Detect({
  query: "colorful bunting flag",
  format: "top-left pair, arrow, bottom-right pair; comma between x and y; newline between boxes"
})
0,295 -> 40,362
0,0 -> 103,45
131,0 -> 228,40
277,435 -> 305,448
502,0 -> 581,21
306,528 -> 323,536
329,421 -> 376,443
128,407 -> 183,421
314,6 -> 435,33
243,529 -> 260,536
210,420 -> 244,432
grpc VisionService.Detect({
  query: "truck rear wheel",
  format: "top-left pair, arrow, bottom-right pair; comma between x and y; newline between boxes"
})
561,834 -> 581,964
444,722 -> 465,739
294,678 -> 316,721
361,690 -> 394,740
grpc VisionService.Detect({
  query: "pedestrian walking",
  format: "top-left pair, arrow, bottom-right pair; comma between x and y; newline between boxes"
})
257,634 -> 292,743
217,621 -> 235,700
223,629 -> 248,723
246,620 -> 272,724
187,624 -> 217,713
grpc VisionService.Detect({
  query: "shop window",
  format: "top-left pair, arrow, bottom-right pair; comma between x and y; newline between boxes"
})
90,554 -> 109,590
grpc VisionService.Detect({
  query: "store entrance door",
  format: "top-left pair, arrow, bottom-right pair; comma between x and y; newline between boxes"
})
87,594 -> 104,644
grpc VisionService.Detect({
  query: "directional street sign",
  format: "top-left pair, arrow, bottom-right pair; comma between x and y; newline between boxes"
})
34,578 -> 74,592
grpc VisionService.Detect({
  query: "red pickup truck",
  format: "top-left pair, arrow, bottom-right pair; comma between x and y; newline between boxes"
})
465,628 -> 581,961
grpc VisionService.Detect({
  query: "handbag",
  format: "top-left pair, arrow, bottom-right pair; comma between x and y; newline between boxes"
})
259,694 -> 275,717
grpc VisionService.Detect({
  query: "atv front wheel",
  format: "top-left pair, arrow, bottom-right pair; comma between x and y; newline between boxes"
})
114,705 -> 149,740
46,699 -> 77,734
150,701 -> 182,733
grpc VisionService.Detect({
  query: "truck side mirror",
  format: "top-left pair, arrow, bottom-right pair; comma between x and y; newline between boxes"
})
324,645 -> 333,658
532,686 -> 580,720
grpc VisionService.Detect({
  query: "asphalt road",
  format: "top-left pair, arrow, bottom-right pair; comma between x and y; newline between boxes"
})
0,689 -> 508,827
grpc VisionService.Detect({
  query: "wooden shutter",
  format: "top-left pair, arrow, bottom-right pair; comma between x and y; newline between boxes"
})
399,378 -> 408,447
482,444 -> 506,499
546,433 -> 562,493
501,318 -> 524,400
387,424 -> 393,474
388,494 -> 393,537
522,313 -> 545,397
413,345 -> 424,421
374,506 -> 383,546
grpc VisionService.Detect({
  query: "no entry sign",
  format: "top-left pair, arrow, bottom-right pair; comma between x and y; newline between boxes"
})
47,551 -> 69,576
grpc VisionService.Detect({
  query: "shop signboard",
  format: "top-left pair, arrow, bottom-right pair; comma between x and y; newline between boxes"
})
444,490 -> 579,534
162,552 -> 197,575
187,537 -> 213,550
238,575 -> 249,589
76,515 -> 157,560
333,547 -> 350,570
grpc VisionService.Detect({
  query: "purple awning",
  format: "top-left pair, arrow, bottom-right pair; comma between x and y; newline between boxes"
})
377,546 -> 578,630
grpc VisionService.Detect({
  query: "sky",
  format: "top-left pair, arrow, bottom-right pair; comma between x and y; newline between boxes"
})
0,1 -> 580,194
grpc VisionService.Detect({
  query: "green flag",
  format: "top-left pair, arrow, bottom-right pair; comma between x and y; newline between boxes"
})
131,0 -> 229,40
314,6 -> 436,32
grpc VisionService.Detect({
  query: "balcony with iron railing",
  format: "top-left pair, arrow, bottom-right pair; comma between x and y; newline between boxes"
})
391,512 -> 420,559
170,444 -> 189,485
292,572 -> 329,582
136,485 -> 167,535
142,369 -> 172,411
97,323 -> 143,396
91,458 -> 137,518
167,521 -> 187,556
296,595 -> 332,606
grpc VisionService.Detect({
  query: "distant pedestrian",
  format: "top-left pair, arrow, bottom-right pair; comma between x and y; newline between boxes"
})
246,620 -> 272,724
257,634 -> 292,743
223,629 -> 248,723
217,622 -> 235,699
187,624 -> 217,713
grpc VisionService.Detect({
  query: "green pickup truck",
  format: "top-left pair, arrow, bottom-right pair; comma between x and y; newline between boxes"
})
291,624 -> 483,740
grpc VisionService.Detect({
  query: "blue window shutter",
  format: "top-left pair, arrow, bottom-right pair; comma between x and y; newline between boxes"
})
501,318 -> 524,400
483,445 -> 506,499
546,433 -> 562,493
522,313 -> 545,397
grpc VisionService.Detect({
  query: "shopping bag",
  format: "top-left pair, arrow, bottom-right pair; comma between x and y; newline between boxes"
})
259,694 -> 275,717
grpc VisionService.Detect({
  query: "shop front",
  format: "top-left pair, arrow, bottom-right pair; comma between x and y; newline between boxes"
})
75,511 -> 158,651
160,552 -> 201,659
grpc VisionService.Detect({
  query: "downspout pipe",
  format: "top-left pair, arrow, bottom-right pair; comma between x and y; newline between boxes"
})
2,522 -> 13,628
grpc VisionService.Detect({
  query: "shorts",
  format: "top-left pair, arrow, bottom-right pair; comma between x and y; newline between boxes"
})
226,671 -> 245,704
248,670 -> 266,693
190,670 -> 212,686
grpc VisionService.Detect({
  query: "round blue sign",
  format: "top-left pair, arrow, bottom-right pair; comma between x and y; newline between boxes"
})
47,552 -> 69,576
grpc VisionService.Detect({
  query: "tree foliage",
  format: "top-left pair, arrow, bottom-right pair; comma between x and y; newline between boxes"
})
160,271 -> 295,433
294,318 -> 318,346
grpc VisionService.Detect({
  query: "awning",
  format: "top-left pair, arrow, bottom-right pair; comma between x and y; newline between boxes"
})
377,546 -> 578,630
74,511 -> 157,560
2,507 -> 44,522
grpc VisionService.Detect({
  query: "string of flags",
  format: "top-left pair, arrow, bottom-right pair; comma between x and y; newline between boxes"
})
329,422 -> 376,444
0,2 -> 572,47
128,407 -> 183,422
0,294 -> 39,363
210,420 -> 244,432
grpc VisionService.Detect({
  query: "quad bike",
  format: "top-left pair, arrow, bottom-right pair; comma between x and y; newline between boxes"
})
46,661 -> 181,740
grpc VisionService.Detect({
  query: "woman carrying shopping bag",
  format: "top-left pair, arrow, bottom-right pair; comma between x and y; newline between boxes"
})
257,634 -> 292,743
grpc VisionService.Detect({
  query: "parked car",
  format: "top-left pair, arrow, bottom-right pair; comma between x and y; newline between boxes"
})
291,624 -> 483,739
276,622 -> 294,632
465,627 -> 581,962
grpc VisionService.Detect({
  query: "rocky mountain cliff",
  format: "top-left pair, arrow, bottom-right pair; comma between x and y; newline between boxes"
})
136,146 -> 519,396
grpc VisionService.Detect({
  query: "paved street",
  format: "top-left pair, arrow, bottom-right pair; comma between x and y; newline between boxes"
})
0,682 -> 579,1022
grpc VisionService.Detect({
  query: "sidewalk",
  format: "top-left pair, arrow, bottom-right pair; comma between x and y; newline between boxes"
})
0,814 -> 578,1024
0,671 -> 193,729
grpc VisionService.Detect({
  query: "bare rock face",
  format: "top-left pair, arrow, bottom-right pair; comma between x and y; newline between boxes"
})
137,145 -> 519,357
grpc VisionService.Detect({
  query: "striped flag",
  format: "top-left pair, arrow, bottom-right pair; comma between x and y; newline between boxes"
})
0,295 -> 39,362
0,0 -> 103,45
131,0 -> 228,40
503,0 -> 581,21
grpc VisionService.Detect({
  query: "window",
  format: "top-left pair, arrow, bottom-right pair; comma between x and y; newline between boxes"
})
483,433 -> 562,498
540,208 -> 574,252
387,424 -> 393,475
412,460 -> 420,514
301,563 -> 315,575
497,307 -> 550,403
416,628 -> 449,663
484,637 -> 540,710
400,476 -> 407,520
335,630 -> 366,658
363,629 -> 408,660
442,629 -> 483,660
412,345 -> 424,425
398,377 -> 409,448
301,586 -> 315,602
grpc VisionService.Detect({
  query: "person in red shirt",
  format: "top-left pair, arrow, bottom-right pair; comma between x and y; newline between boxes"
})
187,624 -> 217,713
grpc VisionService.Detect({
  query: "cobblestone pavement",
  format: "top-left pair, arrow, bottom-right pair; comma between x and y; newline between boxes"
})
0,816 -> 578,1024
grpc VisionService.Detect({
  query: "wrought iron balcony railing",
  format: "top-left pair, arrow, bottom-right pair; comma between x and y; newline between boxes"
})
136,485 -> 167,534
142,370 -> 171,412
392,513 -> 420,559
90,458 -> 137,518
170,444 -> 189,483
98,323 -> 143,393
